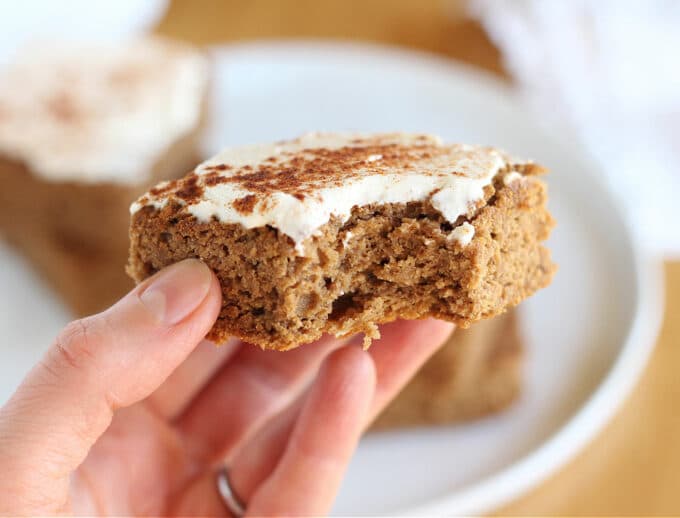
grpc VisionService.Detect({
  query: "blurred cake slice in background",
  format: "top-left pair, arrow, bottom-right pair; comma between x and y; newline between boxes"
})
0,37 -> 209,315
372,310 -> 522,430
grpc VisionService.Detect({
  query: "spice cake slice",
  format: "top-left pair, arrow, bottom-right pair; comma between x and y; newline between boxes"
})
127,133 -> 555,350
0,37 -> 210,316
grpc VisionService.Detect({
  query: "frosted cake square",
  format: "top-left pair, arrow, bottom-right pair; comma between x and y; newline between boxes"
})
128,133 -> 555,350
0,38 -> 210,315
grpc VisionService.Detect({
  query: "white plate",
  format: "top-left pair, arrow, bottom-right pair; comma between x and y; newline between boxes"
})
0,42 -> 663,515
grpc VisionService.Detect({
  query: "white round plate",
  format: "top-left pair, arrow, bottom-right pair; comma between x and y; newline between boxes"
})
0,42 -> 663,515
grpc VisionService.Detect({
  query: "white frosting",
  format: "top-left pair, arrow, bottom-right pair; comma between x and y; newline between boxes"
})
447,222 -> 475,246
0,38 -> 208,184
133,133 -> 518,252
503,171 -> 524,185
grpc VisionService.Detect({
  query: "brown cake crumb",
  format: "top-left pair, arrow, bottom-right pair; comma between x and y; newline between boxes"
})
127,135 -> 555,350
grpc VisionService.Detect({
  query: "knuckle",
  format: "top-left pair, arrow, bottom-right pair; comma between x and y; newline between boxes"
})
48,317 -> 125,413
50,318 -> 99,373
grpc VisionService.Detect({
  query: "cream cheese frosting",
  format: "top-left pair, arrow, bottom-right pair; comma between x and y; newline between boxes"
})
132,133 -> 520,251
503,171 -> 525,186
447,221 -> 475,246
0,38 -> 208,184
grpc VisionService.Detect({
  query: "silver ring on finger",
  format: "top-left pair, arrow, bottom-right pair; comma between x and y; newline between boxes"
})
216,467 -> 246,517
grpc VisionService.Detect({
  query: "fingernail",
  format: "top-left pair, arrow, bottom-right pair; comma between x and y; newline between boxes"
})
139,259 -> 213,325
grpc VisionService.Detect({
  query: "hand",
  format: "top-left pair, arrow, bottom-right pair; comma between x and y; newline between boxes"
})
0,259 -> 453,516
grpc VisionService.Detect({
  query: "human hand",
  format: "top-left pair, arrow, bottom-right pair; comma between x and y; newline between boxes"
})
0,259 -> 453,516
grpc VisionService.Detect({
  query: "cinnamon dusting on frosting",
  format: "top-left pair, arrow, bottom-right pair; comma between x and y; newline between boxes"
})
232,194 -> 258,215
149,142 -> 475,207
131,133 -> 527,252
149,181 -> 175,197
174,173 -> 204,202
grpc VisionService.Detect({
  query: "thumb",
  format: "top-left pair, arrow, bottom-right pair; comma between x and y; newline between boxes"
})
0,259 -> 221,513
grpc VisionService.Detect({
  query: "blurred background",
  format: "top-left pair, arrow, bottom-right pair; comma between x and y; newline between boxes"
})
0,0 -> 678,515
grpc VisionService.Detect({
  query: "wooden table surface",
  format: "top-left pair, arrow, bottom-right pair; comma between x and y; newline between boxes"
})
157,1 -> 680,514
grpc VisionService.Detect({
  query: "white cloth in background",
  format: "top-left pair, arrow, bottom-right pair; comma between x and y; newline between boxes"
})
471,0 -> 680,258
0,0 -> 168,64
